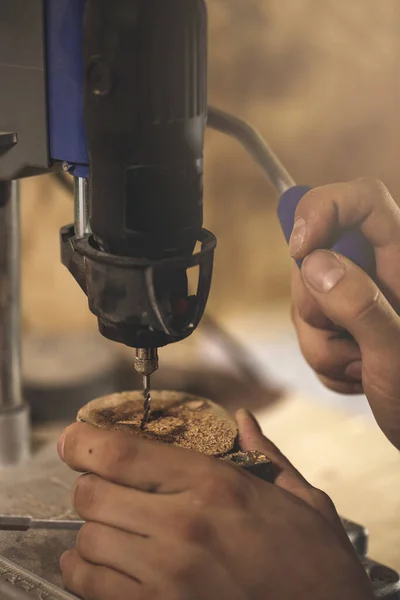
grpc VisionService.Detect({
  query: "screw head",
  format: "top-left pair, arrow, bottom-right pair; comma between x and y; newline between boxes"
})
62,162 -> 75,174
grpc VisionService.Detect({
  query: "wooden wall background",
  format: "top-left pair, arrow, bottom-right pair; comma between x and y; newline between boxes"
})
20,1 -> 400,336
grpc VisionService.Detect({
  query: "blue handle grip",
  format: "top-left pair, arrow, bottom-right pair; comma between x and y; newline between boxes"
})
277,185 -> 376,276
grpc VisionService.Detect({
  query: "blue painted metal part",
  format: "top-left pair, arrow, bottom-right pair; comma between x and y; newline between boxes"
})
45,0 -> 89,178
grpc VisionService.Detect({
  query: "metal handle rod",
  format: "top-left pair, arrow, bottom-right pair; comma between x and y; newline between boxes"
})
0,515 -> 84,531
207,106 -> 296,195
204,107 -> 295,390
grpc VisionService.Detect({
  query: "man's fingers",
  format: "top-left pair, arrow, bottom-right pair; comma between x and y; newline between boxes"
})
301,250 -> 400,356
77,522 -> 156,582
60,549 -> 142,600
291,265 -> 333,330
292,305 -> 362,385
72,474 -> 171,536
76,521 -> 229,593
289,179 -> 400,304
59,422 -> 211,493
290,178 -> 400,253
301,250 -> 400,444
289,178 -> 399,254
317,373 -> 364,396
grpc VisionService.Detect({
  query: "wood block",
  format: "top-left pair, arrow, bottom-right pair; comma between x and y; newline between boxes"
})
77,390 -> 238,457
77,390 -> 273,481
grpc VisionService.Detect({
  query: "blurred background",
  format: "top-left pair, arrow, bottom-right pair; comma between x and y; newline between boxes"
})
14,0 -> 400,569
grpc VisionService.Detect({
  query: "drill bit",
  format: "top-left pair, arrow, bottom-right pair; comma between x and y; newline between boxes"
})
134,348 -> 159,429
141,374 -> 151,429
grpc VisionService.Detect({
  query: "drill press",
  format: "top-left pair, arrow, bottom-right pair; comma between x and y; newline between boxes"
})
1,4 -> 400,598
0,0 -> 215,450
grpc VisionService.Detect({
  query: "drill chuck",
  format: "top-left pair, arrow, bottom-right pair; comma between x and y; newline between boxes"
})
134,348 -> 159,377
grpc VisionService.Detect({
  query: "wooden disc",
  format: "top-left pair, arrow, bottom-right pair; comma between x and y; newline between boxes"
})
77,390 -> 238,457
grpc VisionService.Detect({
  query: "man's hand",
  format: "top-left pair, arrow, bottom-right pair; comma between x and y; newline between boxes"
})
58,412 -> 373,600
289,178 -> 400,450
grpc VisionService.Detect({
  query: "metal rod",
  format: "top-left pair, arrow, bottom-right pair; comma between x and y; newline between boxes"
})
0,515 -> 84,531
0,181 -> 30,467
74,177 -> 90,238
207,106 -> 296,195
0,181 -> 22,410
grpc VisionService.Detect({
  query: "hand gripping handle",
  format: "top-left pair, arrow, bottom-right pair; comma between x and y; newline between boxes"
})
278,185 -> 376,275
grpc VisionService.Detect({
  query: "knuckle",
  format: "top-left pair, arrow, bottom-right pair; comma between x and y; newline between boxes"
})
308,351 -> 332,377
355,176 -> 387,196
173,511 -> 209,544
77,563 -> 123,600
302,187 -> 321,206
60,552 -> 76,588
297,302 -> 328,329
80,568 -> 98,600
318,376 -> 342,393
297,334 -> 332,377
196,468 -> 246,509
101,440 -> 131,474
311,488 -> 338,519
62,553 -> 95,600
300,186 -> 333,219
350,289 -> 380,325
317,374 -> 362,395
296,300 -> 314,326
166,547 -> 205,585
73,474 -> 99,516
76,522 -> 102,559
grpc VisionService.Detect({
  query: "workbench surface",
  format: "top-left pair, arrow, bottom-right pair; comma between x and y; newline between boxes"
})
0,425 -> 76,587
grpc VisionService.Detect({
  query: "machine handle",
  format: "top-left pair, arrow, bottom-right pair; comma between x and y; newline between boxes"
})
206,108 -> 376,277
277,185 -> 376,276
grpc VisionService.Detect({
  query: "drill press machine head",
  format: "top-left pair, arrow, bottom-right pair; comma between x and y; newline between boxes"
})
58,0 -> 216,374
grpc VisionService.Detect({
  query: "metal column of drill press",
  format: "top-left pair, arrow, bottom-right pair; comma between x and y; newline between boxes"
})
0,182 -> 30,467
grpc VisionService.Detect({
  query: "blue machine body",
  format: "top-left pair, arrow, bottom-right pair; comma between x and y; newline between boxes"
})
45,0 -> 89,178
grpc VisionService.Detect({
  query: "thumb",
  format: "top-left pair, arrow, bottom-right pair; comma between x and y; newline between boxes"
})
301,249 -> 400,448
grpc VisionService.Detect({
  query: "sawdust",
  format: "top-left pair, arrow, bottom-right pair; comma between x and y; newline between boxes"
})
77,391 -> 238,457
